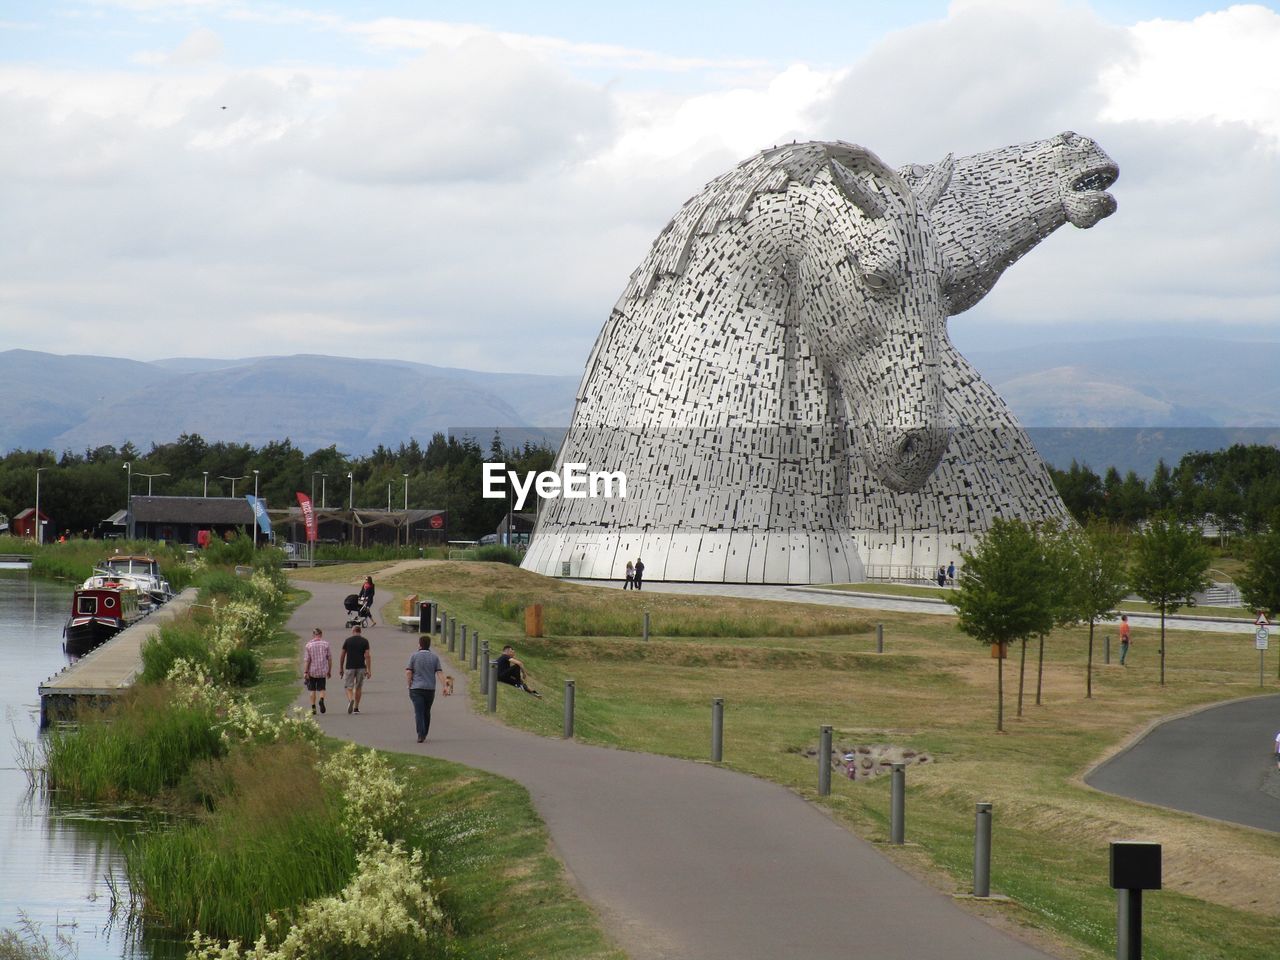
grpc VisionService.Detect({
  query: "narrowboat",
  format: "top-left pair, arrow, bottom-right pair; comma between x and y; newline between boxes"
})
63,586 -> 142,657
82,554 -> 173,609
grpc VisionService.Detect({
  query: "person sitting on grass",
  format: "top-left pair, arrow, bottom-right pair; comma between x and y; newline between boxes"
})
495,644 -> 541,698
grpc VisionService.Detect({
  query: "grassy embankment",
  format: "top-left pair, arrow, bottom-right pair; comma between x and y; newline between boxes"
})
34,550 -> 620,959
306,558 -> 1280,960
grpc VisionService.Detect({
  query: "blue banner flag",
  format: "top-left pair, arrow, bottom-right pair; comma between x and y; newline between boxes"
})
245,494 -> 272,536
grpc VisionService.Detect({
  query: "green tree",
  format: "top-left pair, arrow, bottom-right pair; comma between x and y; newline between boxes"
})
1060,522 -> 1129,698
950,519 -> 1056,732
1237,526 -> 1280,618
1130,515 -> 1211,685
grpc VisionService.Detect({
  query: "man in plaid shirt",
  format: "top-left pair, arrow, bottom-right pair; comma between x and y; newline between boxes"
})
303,627 -> 332,714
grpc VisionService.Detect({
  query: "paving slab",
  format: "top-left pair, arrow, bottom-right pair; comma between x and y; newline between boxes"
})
290,578 -> 1061,960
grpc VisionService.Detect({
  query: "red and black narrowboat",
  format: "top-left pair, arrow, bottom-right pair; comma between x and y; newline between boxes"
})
62,585 -> 141,657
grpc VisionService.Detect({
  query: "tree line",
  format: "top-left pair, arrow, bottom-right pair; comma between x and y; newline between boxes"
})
0,432 -> 556,541
1048,443 -> 1280,534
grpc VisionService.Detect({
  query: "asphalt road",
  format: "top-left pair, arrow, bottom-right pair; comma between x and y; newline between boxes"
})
1085,694 -> 1280,831
292,578 -> 1062,960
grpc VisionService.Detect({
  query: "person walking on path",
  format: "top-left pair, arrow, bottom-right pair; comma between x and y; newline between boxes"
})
624,560 -> 635,590
405,635 -> 445,742
340,624 -> 372,714
358,575 -> 377,626
947,561 -> 955,585
634,557 -> 645,590
937,566 -> 947,588
302,627 -> 332,714
1118,614 -> 1131,666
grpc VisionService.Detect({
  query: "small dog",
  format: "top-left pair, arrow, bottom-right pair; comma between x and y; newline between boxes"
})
443,675 -> 454,696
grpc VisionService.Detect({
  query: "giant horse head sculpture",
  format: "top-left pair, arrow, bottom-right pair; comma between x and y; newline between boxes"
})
524,134 -> 1118,584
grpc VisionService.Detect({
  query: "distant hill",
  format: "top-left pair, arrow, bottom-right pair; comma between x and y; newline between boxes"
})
0,351 -> 578,455
5,338 -> 1278,474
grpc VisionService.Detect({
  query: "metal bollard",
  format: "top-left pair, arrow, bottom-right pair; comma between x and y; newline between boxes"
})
449,622 -> 457,653
890,763 -> 906,844
487,660 -> 498,713
480,641 -> 490,689
711,698 -> 724,763
876,622 -> 884,653
435,609 -> 443,636
459,626 -> 467,660
471,631 -> 479,671
563,680 -> 575,739
818,725 -> 833,796
643,610 -> 650,642
973,802 -> 993,897
449,617 -> 456,649
1111,841 -> 1161,960
1105,634 -> 1111,665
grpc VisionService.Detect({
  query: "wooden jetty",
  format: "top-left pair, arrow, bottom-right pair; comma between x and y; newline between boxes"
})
38,587 -> 200,726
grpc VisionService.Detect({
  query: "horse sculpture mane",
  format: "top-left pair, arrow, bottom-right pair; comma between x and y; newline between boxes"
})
524,133 -> 1118,584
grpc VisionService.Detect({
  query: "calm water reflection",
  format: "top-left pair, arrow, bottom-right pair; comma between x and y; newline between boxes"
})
0,571 -> 183,959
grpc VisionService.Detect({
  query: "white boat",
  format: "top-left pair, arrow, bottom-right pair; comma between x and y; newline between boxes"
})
82,554 -> 173,608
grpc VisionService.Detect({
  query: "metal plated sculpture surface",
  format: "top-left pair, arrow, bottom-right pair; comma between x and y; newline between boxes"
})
523,133 -> 1118,583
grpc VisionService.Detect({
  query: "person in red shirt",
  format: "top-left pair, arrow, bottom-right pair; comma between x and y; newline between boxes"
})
1118,615 -> 1131,666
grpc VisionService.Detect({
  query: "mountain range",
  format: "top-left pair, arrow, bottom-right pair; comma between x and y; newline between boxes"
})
4,337 -> 1277,475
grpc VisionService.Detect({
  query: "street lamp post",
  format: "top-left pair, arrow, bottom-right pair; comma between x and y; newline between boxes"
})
123,462 -> 133,539
347,472 -> 355,546
34,467 -> 48,545
403,473 -> 410,548
137,472 -> 170,495
218,475 -> 246,498
203,471 -> 209,497
387,481 -> 392,512
320,474 -> 327,509
252,469 -> 260,549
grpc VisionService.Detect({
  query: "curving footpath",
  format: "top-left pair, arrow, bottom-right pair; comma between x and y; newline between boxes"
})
1086,694 -> 1280,832
290,579 -> 1060,960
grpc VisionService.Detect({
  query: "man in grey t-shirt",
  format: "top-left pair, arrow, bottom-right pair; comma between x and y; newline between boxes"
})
405,635 -> 445,743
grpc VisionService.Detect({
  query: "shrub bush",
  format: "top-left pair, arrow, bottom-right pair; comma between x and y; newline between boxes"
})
475,544 -> 523,565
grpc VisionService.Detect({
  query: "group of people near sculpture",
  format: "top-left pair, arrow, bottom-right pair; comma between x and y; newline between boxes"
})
301,574 -> 541,742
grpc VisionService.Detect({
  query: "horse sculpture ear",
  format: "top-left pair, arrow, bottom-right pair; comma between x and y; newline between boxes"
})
829,159 -> 887,220
911,154 -> 954,211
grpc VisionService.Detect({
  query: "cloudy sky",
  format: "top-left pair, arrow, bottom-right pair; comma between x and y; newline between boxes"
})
2,0 -> 1277,374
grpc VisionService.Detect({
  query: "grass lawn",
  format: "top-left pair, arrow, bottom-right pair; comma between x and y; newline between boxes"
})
300,559 -> 1280,960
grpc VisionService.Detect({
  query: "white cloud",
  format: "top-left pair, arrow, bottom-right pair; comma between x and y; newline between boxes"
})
1099,4 -> 1280,146
134,25 -> 224,65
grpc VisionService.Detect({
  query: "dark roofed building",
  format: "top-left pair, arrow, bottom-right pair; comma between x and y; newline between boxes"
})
131,496 -> 257,545
273,507 -> 448,547
496,511 -> 538,546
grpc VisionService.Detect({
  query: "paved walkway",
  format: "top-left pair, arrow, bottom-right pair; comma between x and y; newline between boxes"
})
570,579 -> 1261,635
1086,694 -> 1280,832
290,579 -> 1059,960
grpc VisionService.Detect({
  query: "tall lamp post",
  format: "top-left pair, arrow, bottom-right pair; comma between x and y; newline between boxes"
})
386,481 -> 392,512
34,467 -> 48,545
403,473 -> 410,548
218,475 -> 246,498
123,462 -> 133,539
136,472 -> 170,495
203,471 -> 209,497
252,469 -> 261,549
320,473 -> 327,509
347,472 -> 355,546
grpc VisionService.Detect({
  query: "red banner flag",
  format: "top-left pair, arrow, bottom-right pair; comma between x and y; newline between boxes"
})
296,492 -> 318,542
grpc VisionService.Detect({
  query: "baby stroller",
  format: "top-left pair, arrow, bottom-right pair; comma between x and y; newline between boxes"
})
344,593 -> 372,629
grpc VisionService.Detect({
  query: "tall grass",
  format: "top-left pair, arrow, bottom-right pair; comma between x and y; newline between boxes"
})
139,617 -> 210,684
42,686 -> 224,801
480,592 -> 871,638
128,743 -> 356,942
315,543 -> 446,563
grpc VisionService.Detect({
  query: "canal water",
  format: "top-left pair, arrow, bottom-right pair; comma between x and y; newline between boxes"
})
0,571 -> 181,959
